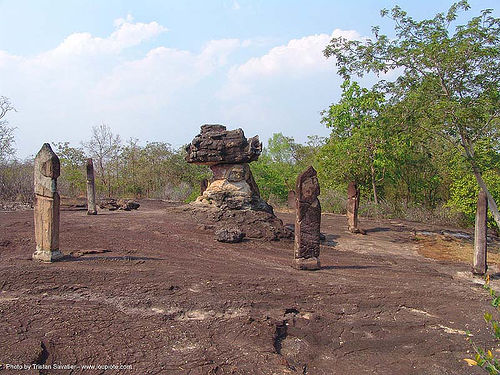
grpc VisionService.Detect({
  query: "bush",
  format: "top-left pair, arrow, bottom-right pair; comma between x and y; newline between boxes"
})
0,160 -> 33,203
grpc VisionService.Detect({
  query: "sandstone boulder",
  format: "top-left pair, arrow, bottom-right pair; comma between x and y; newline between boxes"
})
185,124 -> 261,165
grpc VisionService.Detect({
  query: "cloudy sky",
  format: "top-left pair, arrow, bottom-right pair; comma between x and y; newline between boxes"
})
0,0 -> 497,158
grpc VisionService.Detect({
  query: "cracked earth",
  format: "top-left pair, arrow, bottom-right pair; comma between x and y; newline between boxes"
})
0,200 -> 498,374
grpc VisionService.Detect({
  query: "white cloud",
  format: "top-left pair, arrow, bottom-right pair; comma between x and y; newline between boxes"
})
0,17 -> 246,155
0,18 -> 362,157
219,29 -> 360,99
232,1 -> 241,10
37,18 -> 166,63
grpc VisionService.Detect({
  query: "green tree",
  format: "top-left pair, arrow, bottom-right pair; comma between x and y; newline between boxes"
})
320,79 -> 388,204
53,142 -> 86,196
251,133 -> 312,203
323,0 -> 500,227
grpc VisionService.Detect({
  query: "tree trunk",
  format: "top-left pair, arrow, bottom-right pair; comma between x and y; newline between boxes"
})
371,164 -> 378,205
347,181 -> 361,233
459,132 -> 500,229
472,167 -> 500,230
473,189 -> 488,275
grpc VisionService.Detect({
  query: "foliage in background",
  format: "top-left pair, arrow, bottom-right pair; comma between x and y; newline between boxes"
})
251,133 -> 321,203
0,160 -> 33,202
448,139 -> 500,230
323,0 -> 500,228
0,97 -> 15,163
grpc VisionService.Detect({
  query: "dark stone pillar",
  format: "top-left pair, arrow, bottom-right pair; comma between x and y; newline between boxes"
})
86,158 -> 97,215
293,166 -> 321,270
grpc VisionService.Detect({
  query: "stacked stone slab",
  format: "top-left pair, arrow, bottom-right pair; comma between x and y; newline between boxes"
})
293,166 -> 321,270
186,124 -> 272,213
32,143 -> 63,262
185,124 -> 291,241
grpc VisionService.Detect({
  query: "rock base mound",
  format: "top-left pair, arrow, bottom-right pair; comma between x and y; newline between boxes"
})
183,205 -> 292,242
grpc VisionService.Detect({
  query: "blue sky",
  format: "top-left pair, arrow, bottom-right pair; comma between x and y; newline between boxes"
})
0,0 -> 498,158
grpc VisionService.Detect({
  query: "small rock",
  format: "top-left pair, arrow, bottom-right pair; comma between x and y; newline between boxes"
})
215,228 -> 245,243
197,224 -> 215,231
99,198 -> 140,211
0,240 -> 12,247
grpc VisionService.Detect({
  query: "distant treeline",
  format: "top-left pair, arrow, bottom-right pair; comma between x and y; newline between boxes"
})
0,124 -> 498,230
0,124 -> 210,203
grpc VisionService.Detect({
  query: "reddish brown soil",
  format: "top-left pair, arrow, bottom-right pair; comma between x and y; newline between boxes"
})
0,200 -> 497,374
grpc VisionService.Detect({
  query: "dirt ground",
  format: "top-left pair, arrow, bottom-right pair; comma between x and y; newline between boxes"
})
1,200 -> 499,374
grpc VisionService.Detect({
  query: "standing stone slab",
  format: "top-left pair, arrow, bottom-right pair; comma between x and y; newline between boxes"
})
473,189 -> 488,275
33,143 -> 63,262
293,166 -> 321,270
86,158 -> 97,215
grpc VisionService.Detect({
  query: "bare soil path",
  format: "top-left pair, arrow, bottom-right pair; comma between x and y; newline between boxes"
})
0,200 -> 497,374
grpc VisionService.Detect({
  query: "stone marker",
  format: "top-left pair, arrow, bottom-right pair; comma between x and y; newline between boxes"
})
473,189 -> 488,275
293,166 -> 321,270
200,178 -> 208,195
86,158 -> 97,215
33,143 -> 63,262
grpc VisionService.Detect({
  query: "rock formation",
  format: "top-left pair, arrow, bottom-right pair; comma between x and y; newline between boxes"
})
186,124 -> 271,212
32,143 -> 64,262
185,124 -> 291,241
293,166 -> 321,270
185,124 -> 261,165
86,158 -> 97,215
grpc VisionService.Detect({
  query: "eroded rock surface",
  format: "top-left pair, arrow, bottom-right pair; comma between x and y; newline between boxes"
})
185,124 -> 261,165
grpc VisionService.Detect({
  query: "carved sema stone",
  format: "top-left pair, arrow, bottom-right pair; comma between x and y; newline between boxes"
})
33,143 -> 63,262
293,166 -> 321,270
86,158 -> 97,215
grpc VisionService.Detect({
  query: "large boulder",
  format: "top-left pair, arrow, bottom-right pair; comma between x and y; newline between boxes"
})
185,124 -> 262,165
195,163 -> 272,213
